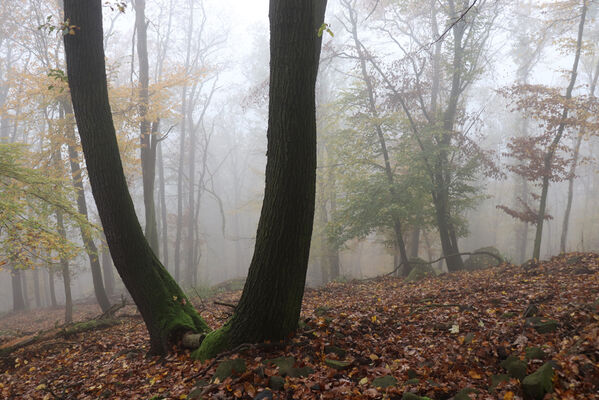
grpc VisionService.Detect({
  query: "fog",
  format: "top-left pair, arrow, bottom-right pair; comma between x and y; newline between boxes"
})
1,0 -> 598,314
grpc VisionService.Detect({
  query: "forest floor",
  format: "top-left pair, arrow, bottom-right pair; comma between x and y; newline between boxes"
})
0,252 -> 598,400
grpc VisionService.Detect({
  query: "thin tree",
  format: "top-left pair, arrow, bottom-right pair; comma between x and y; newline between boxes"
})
532,0 -> 587,260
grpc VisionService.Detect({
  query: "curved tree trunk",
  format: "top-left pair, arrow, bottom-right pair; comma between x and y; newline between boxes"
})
194,0 -> 327,360
63,0 -> 209,355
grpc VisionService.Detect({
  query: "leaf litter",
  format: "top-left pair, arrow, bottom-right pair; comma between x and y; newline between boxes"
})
0,252 -> 597,399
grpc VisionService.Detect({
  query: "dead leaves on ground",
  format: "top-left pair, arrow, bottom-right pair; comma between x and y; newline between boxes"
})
1,252 -> 598,399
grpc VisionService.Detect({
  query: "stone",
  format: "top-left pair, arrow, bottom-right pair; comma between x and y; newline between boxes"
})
214,359 -> 246,381
500,356 -> 527,381
525,347 -> 547,361
525,317 -> 559,333
522,362 -> 554,400
463,247 -> 503,271
324,359 -> 351,370
372,375 -> 397,388
254,390 -> 273,400
268,376 -> 285,391
324,345 -> 347,358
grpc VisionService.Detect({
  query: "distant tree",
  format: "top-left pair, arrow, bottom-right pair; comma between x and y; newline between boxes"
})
498,0 -> 592,260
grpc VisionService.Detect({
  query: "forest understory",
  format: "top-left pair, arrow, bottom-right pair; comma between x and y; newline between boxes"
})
1,252 -> 598,400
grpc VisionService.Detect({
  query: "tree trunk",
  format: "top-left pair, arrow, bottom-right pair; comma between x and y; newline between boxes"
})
48,269 -> 57,308
61,100 -> 111,312
157,140 -> 169,266
409,228 -> 420,258
63,0 -> 210,355
11,268 -> 25,312
101,244 -> 115,296
195,0 -> 327,359
134,0 -> 159,255
33,268 -> 41,309
560,56 -> 599,253
56,210 -> 73,324
344,1 -> 410,275
533,0 -> 587,260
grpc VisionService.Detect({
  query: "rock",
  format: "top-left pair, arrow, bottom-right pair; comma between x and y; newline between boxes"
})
406,261 -> 435,282
324,359 -> 351,370
405,378 -> 420,385
268,376 -> 285,391
288,366 -> 314,378
214,358 -> 246,381
525,317 -> 559,333
525,347 -> 547,361
314,306 -> 331,316
324,345 -> 347,358
522,304 -> 538,318
489,374 -> 509,392
407,369 -> 418,379
453,388 -> 477,400
310,383 -> 321,391
372,375 -> 397,388
522,362 -> 554,400
264,356 -> 295,376
463,247 -> 503,271
254,390 -> 273,400
500,355 -> 527,381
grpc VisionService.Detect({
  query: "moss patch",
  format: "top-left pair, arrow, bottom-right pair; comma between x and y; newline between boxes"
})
192,323 -> 231,361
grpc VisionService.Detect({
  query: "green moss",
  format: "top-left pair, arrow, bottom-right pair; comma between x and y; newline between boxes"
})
192,323 -> 231,361
522,362 -> 555,400
463,247 -> 503,271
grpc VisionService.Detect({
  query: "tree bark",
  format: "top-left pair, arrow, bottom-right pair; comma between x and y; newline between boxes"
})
195,0 -> 328,359
533,0 -> 587,260
63,0 -> 209,355
101,243 -> 115,296
55,210 -> 73,324
134,0 -> 159,255
33,268 -> 41,309
48,269 -> 57,308
11,268 -> 25,312
157,140 -> 169,267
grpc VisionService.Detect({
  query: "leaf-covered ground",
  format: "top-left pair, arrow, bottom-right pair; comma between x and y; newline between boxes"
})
1,252 -> 598,399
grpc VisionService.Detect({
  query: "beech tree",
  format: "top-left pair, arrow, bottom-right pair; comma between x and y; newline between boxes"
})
63,0 -> 210,355
63,0 -> 326,357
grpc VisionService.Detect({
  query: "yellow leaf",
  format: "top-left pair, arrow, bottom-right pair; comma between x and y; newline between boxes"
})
36,384 -> 47,390
504,391 -> 514,400
371,315 -> 377,323
369,354 -> 379,361
179,395 -> 188,400
359,377 -> 368,385
468,370 -> 482,379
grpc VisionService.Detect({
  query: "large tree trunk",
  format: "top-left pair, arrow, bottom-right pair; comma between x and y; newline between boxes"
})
134,0 -> 159,255
61,100 -> 111,312
195,0 -> 327,360
63,0 -> 209,355
533,0 -> 586,260
11,268 -> 25,312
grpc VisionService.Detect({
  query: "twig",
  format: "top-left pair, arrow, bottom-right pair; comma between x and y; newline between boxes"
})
420,0 -> 479,51
213,301 -> 237,309
364,251 -> 504,280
